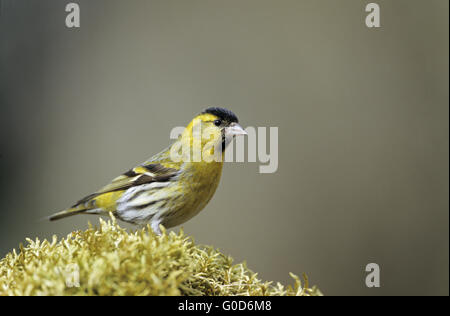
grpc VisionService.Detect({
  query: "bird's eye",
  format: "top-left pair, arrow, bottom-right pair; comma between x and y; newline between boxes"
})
213,120 -> 222,126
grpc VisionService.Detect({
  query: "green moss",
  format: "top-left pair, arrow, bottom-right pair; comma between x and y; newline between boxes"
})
0,216 -> 322,296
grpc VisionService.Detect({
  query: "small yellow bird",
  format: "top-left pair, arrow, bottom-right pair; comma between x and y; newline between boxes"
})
49,107 -> 247,235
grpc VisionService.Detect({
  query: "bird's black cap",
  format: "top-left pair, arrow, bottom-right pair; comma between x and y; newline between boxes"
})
202,107 -> 239,123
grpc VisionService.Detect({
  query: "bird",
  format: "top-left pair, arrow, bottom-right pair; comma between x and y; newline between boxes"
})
49,107 -> 247,235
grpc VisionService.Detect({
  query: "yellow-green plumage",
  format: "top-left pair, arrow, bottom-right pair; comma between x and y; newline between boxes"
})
49,108 -> 246,235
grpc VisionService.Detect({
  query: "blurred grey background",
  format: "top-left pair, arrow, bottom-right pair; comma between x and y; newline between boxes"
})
0,0 -> 448,295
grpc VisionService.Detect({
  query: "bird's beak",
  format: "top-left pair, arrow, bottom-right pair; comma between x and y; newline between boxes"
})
227,122 -> 247,136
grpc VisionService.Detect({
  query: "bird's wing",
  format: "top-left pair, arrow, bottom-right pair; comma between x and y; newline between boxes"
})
73,163 -> 180,208
49,162 -> 180,221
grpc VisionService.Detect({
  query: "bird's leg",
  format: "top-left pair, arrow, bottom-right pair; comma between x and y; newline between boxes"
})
151,219 -> 163,236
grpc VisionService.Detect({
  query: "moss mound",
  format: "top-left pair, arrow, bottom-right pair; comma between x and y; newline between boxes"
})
0,217 -> 322,296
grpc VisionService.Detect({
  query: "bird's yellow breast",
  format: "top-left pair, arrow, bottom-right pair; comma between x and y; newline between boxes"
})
162,160 -> 223,228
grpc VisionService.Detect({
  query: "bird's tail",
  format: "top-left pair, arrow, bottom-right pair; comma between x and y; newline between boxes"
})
48,207 -> 101,221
